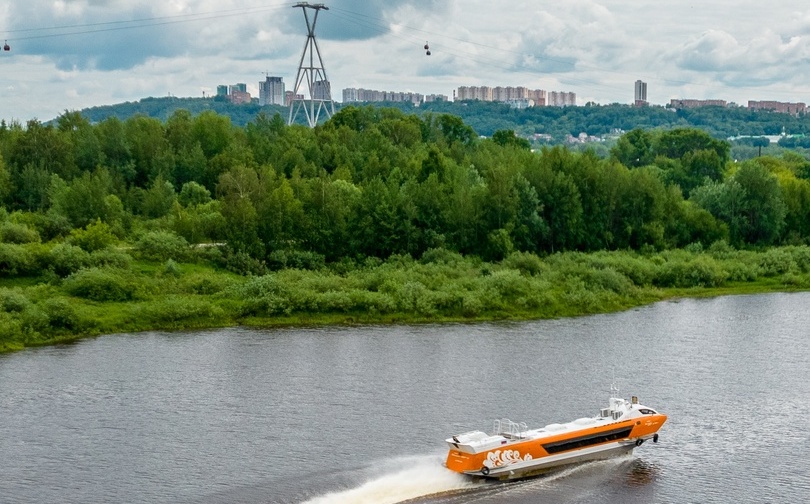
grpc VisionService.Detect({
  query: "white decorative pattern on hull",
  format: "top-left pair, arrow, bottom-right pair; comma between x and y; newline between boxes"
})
485,449 -> 533,469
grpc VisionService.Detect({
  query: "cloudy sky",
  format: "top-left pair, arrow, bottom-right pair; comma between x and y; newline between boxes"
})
2,0 -> 810,122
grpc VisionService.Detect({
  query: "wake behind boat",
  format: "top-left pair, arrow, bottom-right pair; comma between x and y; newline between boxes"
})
444,390 -> 667,480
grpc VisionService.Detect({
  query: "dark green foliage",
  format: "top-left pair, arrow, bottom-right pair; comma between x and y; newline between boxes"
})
221,248 -> 267,276
47,243 -> 92,277
178,181 -> 212,206
611,128 -> 654,167
49,168 -> 122,228
501,251 -> 546,276
0,221 -> 41,244
134,231 -> 190,261
41,298 -> 80,330
63,267 -> 142,301
491,130 -> 531,150
179,272 -> 236,295
89,247 -> 132,269
141,176 -> 177,218
0,243 -> 46,277
654,254 -> 729,288
266,250 -> 325,271
0,288 -> 30,312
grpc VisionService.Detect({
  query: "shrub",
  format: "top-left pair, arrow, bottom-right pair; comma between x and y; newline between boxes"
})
163,259 -> 182,277
266,249 -> 325,271
722,259 -> 759,282
0,221 -> 41,244
134,231 -> 190,262
0,288 -> 30,313
63,267 -> 142,302
89,248 -> 132,269
579,267 -> 634,294
222,249 -> 267,276
758,248 -> 797,276
0,243 -> 43,276
789,246 -> 810,273
0,312 -> 27,348
135,297 -> 224,325
41,298 -> 80,330
393,280 -> 439,315
420,247 -> 465,266
655,256 -> 729,288
179,273 -> 236,295
48,243 -> 91,277
502,251 -> 546,276
707,239 -> 735,259
481,269 -> 530,298
68,220 -> 116,252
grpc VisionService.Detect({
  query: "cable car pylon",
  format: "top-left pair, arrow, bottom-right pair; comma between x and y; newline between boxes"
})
288,2 -> 335,127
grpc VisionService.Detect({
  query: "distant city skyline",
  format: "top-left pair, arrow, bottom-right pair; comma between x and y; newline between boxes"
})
2,1 -> 810,121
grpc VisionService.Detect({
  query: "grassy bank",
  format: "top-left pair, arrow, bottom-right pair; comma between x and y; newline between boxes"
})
2,243 -> 810,354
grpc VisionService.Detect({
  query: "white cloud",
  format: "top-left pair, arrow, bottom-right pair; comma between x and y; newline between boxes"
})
2,0 -> 810,122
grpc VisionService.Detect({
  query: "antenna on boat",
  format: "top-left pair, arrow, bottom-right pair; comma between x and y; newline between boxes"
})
610,370 -> 619,398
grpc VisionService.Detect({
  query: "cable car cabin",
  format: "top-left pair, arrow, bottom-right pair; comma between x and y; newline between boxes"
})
3,41 -> 9,51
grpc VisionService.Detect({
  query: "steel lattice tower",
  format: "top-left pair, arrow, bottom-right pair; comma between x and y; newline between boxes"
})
288,3 -> 335,127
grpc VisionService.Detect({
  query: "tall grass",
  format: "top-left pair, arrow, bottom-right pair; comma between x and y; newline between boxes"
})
2,245 -> 809,352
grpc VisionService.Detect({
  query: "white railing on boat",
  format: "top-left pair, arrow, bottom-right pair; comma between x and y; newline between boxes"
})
494,418 -> 528,440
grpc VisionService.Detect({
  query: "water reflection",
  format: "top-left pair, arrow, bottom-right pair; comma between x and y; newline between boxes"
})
622,458 -> 660,487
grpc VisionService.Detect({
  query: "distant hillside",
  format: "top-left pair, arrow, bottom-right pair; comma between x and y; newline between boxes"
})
71,96 -> 810,142
76,96 -> 290,127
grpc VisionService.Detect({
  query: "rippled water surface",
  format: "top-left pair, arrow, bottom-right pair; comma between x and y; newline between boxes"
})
1,293 -> 809,503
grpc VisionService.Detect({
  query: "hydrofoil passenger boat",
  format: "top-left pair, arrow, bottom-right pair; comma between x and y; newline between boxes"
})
445,390 -> 667,480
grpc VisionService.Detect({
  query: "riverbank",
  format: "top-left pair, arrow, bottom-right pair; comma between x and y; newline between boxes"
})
2,245 -> 810,354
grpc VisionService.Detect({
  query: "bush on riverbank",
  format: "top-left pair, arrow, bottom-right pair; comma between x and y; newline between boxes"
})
2,244 -> 810,353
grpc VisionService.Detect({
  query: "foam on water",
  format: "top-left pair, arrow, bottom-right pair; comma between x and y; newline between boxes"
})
300,455 -> 481,504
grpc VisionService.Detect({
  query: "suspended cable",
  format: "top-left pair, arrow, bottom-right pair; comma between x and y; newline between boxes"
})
1,3 -> 289,42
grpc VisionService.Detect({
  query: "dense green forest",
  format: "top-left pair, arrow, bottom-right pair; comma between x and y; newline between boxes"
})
2,106 -> 810,352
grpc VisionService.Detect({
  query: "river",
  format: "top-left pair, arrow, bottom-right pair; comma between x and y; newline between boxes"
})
1,293 -> 808,503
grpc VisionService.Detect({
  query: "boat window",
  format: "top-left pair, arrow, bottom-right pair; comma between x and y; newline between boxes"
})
639,408 -> 656,415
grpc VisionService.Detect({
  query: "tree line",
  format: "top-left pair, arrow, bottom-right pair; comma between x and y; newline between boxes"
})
1,106 -> 810,275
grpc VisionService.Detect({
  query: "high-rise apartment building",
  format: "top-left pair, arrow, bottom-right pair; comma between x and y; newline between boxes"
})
634,80 -> 647,106
457,85 -> 561,107
259,76 -> 285,106
548,91 -> 576,107
313,79 -> 331,101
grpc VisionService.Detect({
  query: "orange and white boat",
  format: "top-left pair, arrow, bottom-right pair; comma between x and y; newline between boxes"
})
445,390 -> 667,480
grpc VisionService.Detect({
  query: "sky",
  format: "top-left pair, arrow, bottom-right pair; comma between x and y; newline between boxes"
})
2,0 -> 810,122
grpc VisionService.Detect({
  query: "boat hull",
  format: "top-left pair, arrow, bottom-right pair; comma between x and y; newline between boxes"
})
464,440 -> 636,480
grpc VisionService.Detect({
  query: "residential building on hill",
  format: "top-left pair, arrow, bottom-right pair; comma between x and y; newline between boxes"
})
342,87 -> 448,105
670,99 -> 727,109
216,83 -> 251,104
457,85 -> 570,107
748,100 -> 806,115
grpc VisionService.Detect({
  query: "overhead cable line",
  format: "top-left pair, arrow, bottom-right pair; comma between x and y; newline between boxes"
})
1,2 -> 289,42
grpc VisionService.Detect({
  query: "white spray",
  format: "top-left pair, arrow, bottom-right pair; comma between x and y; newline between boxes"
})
300,455 -> 481,504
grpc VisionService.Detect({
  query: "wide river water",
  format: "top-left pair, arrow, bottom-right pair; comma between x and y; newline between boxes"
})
1,293 -> 809,503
